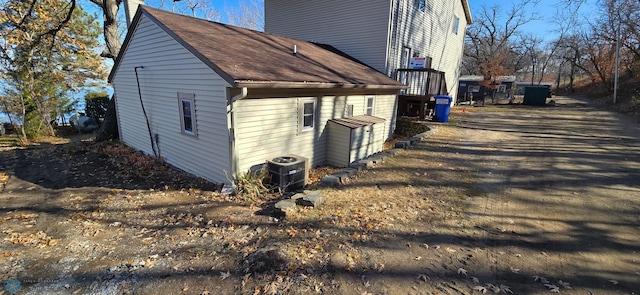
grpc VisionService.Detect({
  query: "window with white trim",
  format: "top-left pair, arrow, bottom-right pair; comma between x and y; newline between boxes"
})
415,0 -> 426,12
401,46 -> 411,68
366,96 -> 375,116
300,99 -> 315,132
453,16 -> 460,35
178,92 -> 197,136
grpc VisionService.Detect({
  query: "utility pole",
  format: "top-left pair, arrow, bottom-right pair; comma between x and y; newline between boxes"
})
613,24 -> 620,104
531,56 -> 536,85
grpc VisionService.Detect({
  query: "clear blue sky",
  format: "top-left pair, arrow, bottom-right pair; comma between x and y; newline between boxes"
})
140,0 -> 264,25
468,0 -> 598,43
78,0 -> 264,25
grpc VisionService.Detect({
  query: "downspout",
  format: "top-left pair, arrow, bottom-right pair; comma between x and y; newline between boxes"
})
384,0 -> 396,76
227,87 -> 248,181
134,66 -> 157,158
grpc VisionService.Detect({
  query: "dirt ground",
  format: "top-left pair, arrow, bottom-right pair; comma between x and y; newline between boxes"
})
1,96 -> 639,295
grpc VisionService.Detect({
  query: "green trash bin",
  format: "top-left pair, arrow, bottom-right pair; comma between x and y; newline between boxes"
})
523,86 -> 550,105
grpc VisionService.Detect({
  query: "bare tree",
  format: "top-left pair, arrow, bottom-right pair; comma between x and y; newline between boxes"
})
168,0 -> 220,20
226,0 -> 264,30
462,0 -> 541,97
555,34 -> 586,93
88,0 -> 122,60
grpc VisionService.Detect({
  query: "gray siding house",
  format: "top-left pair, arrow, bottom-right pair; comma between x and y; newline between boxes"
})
264,0 -> 472,101
108,6 -> 406,185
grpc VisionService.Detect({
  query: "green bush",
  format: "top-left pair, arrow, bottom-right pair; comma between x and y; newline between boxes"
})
24,109 -> 49,137
84,91 -> 110,120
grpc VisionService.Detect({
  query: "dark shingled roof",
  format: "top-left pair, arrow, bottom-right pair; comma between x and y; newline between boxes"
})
109,6 -> 406,90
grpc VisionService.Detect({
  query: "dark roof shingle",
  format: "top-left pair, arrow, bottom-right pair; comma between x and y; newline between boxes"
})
110,6 -> 405,90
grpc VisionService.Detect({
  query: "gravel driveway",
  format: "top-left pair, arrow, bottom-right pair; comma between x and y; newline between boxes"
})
422,96 -> 640,294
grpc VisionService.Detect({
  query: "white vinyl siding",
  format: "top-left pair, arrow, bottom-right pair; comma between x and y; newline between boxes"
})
233,97 -> 322,173
111,15 -> 232,184
264,0 -> 391,73
233,93 -> 397,173
265,0 -> 469,102
387,0 -> 469,100
373,94 -> 397,140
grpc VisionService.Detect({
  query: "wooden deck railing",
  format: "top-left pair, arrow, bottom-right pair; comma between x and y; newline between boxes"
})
396,68 -> 447,96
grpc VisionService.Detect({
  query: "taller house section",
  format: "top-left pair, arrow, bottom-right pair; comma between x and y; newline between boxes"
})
265,0 -> 472,100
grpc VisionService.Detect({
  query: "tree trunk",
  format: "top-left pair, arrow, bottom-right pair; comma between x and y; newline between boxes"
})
89,0 -> 123,142
17,93 -> 27,140
95,95 -> 119,142
100,0 -> 123,59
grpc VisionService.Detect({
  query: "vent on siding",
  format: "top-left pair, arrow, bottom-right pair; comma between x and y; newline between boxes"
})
346,105 -> 354,117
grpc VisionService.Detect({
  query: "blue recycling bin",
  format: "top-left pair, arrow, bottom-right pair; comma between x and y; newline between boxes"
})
434,95 -> 452,122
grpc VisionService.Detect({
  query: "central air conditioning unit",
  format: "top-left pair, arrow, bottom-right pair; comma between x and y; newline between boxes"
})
266,154 -> 309,192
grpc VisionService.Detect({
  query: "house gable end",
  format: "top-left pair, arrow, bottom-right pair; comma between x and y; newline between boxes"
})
108,6 -> 236,86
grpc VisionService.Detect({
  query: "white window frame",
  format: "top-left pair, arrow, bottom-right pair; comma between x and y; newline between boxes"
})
178,92 -> 197,137
366,95 -> 375,116
399,46 -> 411,91
453,16 -> 460,35
299,99 -> 316,132
401,46 -> 411,69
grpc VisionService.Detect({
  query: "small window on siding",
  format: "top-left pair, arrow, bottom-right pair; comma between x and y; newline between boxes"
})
178,92 -> 197,136
401,46 -> 411,68
366,96 -> 375,116
453,16 -> 460,35
300,99 -> 315,132
415,0 -> 426,12
346,104 -> 354,117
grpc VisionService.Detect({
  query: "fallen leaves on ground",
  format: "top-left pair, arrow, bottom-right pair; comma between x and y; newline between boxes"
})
3,230 -> 58,247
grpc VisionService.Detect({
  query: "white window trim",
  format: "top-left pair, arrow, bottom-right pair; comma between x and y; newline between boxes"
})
453,16 -> 460,35
401,46 -> 411,69
178,92 -> 197,137
366,95 -> 375,116
299,99 -> 316,133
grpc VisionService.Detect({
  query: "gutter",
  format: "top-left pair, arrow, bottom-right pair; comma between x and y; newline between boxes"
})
384,0 -> 396,77
234,81 -> 407,90
461,0 -> 473,24
227,87 -> 248,182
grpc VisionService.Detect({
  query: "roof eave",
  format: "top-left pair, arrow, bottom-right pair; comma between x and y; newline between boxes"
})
461,0 -> 473,24
234,81 -> 408,90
